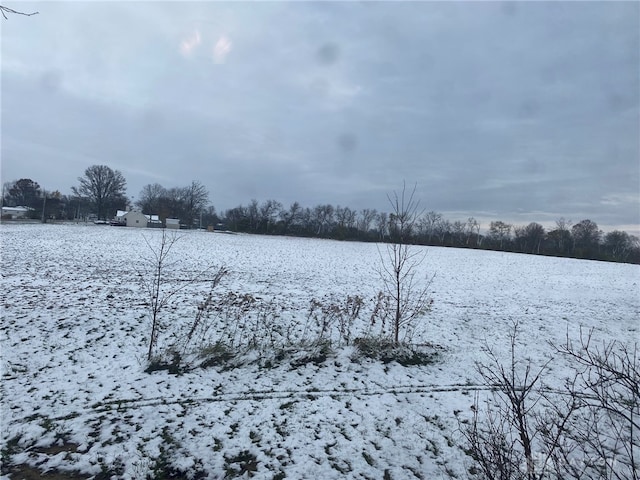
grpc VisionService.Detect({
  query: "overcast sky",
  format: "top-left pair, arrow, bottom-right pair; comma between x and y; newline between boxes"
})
2,1 -> 638,233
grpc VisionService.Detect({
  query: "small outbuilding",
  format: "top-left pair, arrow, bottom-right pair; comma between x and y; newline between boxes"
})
165,218 -> 180,229
124,211 -> 148,228
146,214 -> 163,228
112,210 -> 165,228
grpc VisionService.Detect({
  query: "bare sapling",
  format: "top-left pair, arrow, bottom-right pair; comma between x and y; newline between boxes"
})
140,229 -> 226,361
461,322 -> 638,480
378,182 -> 433,343
461,321 -> 569,480
551,328 -> 639,480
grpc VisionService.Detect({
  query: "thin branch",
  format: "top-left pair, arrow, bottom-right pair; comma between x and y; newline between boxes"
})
1,5 -> 39,19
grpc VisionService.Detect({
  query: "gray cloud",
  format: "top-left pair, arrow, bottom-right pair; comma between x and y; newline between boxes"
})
2,1 -> 638,232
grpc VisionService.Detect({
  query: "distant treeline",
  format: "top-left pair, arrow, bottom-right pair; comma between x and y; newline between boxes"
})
2,169 -> 639,264
217,200 -> 639,264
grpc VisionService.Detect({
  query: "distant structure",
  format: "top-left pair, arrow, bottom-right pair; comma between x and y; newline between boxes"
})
112,210 -> 164,228
146,214 -> 163,228
1,206 -> 33,219
165,218 -> 180,229
125,211 -> 147,228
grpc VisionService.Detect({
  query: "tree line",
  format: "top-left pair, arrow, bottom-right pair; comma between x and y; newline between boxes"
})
2,164 -> 639,264
0,166 -> 210,228
220,200 -> 640,263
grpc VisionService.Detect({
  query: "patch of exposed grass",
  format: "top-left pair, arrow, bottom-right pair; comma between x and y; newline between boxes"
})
362,451 -> 375,466
198,342 -> 235,368
224,450 -> 259,478
279,400 -> 295,410
353,337 -> 440,366
145,351 -> 185,375
1,434 -> 24,473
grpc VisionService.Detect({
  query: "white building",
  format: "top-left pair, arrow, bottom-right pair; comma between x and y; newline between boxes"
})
112,211 -> 171,228
124,211 -> 148,228
146,214 -> 163,228
113,210 -> 151,228
1,206 -> 33,219
165,218 -> 180,229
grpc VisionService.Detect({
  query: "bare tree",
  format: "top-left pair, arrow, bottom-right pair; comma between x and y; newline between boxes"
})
524,222 -> 545,254
140,230 -> 225,360
334,205 -> 356,238
259,199 -> 282,234
451,220 -> 466,246
358,208 -> 378,237
278,201 -> 303,234
466,217 -> 479,246
473,218 -> 483,247
72,165 -> 127,220
604,230 -> 634,262
435,217 -> 451,244
180,180 -> 209,228
378,182 -> 432,343
552,330 -> 639,480
489,221 -> 512,249
376,211 -> 388,240
5,178 -> 41,208
514,225 -> 527,252
548,218 -> 573,256
461,323 -> 639,480
418,211 -> 442,244
1,181 -> 10,207
312,204 -> 334,236
224,205 -> 247,231
142,230 -> 182,360
462,321 -> 578,480
247,199 -> 260,232
136,183 -> 167,215
572,219 -> 601,257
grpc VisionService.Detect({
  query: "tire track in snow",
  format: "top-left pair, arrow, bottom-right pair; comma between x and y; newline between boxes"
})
26,383 -> 493,423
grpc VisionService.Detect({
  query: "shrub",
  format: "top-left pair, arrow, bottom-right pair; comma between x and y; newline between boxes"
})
353,336 -> 438,366
460,322 -> 639,480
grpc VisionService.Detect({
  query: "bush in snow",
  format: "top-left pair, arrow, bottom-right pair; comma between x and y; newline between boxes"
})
461,322 -> 639,480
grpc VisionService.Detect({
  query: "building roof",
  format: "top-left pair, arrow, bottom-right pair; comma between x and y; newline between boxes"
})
2,206 -> 33,212
116,210 -> 151,219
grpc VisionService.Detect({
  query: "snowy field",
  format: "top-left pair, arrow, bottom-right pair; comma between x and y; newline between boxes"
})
1,223 -> 638,479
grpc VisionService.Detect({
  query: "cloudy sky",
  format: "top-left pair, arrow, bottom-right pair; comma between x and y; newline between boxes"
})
2,1 -> 638,232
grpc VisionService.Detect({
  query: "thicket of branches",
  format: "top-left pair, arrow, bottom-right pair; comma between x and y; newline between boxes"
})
460,322 -> 639,480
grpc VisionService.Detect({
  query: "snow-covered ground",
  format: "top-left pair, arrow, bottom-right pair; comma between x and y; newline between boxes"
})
1,223 -> 638,479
